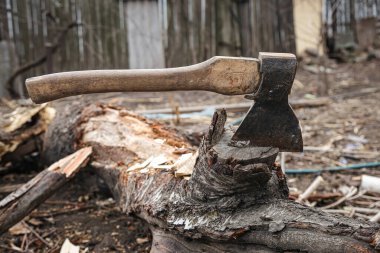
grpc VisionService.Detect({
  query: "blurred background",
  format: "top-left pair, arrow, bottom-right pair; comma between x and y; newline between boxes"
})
0,0 -> 378,98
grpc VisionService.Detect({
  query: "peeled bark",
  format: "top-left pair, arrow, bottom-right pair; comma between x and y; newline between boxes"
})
48,104 -> 380,252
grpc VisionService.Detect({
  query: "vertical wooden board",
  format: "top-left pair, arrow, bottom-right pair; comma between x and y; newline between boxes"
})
0,1 -> 7,40
36,0 -> 44,75
274,0 -> 280,51
89,0 -> 100,68
180,0 -> 190,65
76,0 -> 85,68
14,0 -> 30,95
268,0 -> 275,51
104,0 -> 111,67
12,0 -> 22,64
187,0 -> 196,63
238,0 -> 252,57
215,0 -> 236,56
190,0 -> 201,62
118,0 -> 129,68
111,2 -> 119,68
94,0 -> 103,68
209,0 -> 216,57
126,0 -> 165,68
61,0 -> 70,71
103,1 -> 112,68
250,0 -> 259,56
257,0 -> 263,52
165,0 -> 186,67
231,1 -> 241,56
62,0 -> 72,70
110,2 -> 117,68
197,0 -> 206,60
71,0 -> 80,70
0,0 -> 14,96
78,0 -> 88,68
285,0 -> 296,53
27,0 -> 35,75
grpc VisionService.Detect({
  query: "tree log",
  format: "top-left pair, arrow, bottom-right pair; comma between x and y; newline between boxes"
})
0,147 -> 92,235
48,104 -> 380,252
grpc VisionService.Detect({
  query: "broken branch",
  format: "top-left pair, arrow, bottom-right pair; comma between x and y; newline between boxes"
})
0,147 -> 92,235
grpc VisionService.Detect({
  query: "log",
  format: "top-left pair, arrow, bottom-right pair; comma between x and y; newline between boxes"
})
47,104 -> 380,252
0,147 -> 92,235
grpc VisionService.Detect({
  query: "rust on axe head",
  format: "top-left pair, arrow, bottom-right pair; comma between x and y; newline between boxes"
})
230,52 -> 303,152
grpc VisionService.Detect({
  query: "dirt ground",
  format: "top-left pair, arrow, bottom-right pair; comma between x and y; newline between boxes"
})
1,58 -> 380,252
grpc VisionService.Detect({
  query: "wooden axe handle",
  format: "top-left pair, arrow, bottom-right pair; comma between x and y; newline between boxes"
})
26,57 -> 260,104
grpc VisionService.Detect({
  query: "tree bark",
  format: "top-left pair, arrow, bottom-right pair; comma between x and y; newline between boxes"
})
47,104 -> 380,252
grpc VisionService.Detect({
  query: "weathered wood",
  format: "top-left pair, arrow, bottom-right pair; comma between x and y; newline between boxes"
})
0,147 -> 92,235
0,102 -> 55,164
26,56 -> 260,104
46,103 -> 380,252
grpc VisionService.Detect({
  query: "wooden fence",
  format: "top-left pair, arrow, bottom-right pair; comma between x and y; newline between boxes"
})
324,0 -> 379,52
0,0 -> 295,97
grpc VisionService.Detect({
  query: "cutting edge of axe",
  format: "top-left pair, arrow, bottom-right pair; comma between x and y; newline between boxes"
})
25,52 -> 303,152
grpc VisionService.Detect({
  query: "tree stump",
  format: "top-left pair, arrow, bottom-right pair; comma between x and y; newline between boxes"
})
47,103 -> 380,253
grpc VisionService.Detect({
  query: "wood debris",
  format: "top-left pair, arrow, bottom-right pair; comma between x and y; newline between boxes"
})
0,102 -> 55,161
0,147 -> 92,235
8,222 -> 30,236
60,239 -> 80,253
174,152 -> 198,177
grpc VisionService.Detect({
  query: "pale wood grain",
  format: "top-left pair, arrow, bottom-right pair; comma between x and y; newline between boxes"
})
26,57 -> 260,103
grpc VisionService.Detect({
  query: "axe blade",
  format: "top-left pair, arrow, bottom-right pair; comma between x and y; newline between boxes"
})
230,99 -> 303,152
230,52 -> 303,152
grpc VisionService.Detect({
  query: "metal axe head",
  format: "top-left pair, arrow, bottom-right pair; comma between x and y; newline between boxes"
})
230,52 -> 303,152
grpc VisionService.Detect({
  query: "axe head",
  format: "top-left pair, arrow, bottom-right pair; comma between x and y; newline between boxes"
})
230,53 -> 303,152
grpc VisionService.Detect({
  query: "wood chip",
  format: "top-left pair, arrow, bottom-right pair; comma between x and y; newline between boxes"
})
175,152 -> 198,177
127,157 -> 153,172
136,237 -> 149,244
60,239 -> 80,253
9,222 -> 30,235
297,176 -> 324,203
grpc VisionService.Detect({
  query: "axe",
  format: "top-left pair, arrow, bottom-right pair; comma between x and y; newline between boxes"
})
26,52 -> 303,152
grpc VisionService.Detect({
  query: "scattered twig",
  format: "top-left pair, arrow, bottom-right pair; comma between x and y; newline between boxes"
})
297,176 -> 324,203
31,204 -> 97,218
21,221 -> 51,248
320,187 -> 358,210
